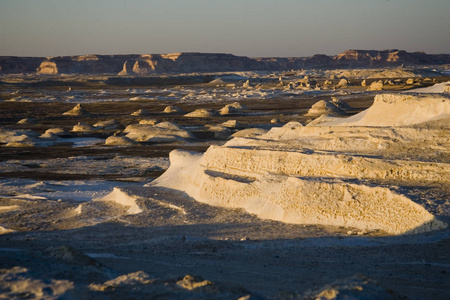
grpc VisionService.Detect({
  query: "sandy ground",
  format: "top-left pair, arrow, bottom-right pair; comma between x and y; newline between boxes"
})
0,73 -> 449,299
0,187 -> 449,299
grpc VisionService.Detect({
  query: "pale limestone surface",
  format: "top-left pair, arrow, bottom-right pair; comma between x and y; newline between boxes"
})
123,122 -> 193,143
153,93 -> 450,235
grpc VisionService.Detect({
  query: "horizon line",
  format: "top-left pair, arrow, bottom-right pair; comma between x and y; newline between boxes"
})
1,49 -> 448,59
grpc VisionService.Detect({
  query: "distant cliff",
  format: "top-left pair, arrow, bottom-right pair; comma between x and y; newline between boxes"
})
1,50 -> 449,75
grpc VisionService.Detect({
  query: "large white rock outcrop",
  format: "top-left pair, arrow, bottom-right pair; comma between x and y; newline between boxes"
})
316,93 -> 450,127
153,93 -> 449,235
153,149 -> 445,235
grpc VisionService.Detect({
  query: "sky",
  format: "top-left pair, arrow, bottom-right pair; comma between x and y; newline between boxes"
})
0,0 -> 449,57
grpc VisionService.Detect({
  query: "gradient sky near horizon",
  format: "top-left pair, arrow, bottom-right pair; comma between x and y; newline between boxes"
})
1,0 -> 449,57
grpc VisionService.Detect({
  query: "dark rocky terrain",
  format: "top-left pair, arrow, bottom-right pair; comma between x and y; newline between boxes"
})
1,49 -> 449,75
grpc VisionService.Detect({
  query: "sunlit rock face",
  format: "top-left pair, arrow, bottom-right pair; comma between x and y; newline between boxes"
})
36,61 -> 58,74
153,93 -> 450,235
332,49 -> 450,67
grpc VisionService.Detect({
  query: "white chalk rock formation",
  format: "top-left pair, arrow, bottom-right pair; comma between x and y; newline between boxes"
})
72,122 -> 94,132
306,100 -> 344,117
94,119 -> 121,130
409,81 -> 450,94
231,128 -> 268,138
205,125 -> 231,140
153,93 -> 449,235
219,104 -> 240,115
118,61 -> 129,75
209,78 -> 224,85
445,85 -> 450,93
184,108 -> 218,118
139,119 -> 158,125
220,119 -> 242,128
39,131 -> 59,140
97,187 -> 142,214
317,93 -> 450,127
62,104 -> 90,116
131,109 -> 150,116
242,80 -> 251,89
226,102 -> 247,110
1,129 -> 38,147
219,102 -> 247,116
367,80 -> 384,91
336,78 -> 349,88
4,139 -> 35,147
124,121 -> 193,143
406,78 -> 415,85
331,97 -> 353,110
43,128 -> 66,136
304,275 -> 406,299
105,135 -> 136,146
17,118 -> 36,124
36,61 -> 58,74
163,105 -> 185,114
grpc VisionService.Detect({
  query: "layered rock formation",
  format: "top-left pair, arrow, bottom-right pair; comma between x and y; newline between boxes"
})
153,92 -> 450,235
1,49 -> 449,75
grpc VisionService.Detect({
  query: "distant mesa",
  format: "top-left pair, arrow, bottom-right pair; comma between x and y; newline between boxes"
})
1,49 -> 450,75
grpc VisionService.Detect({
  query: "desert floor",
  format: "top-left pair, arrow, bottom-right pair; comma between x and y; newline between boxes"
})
0,73 -> 449,299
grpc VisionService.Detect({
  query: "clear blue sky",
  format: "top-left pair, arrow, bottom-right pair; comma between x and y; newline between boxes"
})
1,0 -> 449,57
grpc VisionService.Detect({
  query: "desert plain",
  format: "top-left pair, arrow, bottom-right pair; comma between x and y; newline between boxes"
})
0,51 -> 449,299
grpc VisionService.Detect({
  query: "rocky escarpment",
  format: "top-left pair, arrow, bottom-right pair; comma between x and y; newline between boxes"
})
331,49 -> 450,67
0,49 -> 449,75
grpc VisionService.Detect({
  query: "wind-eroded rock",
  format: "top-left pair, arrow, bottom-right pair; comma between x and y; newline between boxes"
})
153,93 -> 450,235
